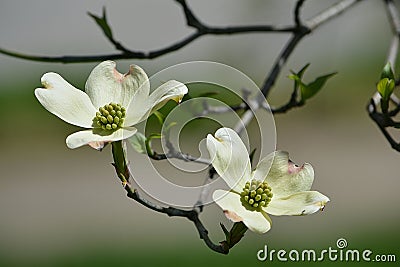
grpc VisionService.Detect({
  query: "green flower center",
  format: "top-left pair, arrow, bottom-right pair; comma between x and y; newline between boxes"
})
93,102 -> 126,131
240,179 -> 273,211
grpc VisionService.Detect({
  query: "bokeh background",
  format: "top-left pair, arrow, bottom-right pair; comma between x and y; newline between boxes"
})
1,0 -> 399,266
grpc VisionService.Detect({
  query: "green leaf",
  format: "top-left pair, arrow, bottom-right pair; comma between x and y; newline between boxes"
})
377,64 -> 395,113
377,78 -> 395,101
289,63 -> 310,84
380,62 -> 395,80
289,75 -> 307,92
289,64 -> 310,95
377,78 -> 395,113
88,7 -> 113,40
220,223 -> 230,239
220,221 -> 248,249
288,74 -> 300,82
128,132 -> 147,154
288,74 -> 304,89
301,72 -> 337,101
296,63 -> 310,79
289,64 -> 336,102
227,222 -> 248,248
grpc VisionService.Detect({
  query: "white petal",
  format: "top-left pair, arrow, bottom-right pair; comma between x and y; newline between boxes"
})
125,80 -> 188,125
263,151 -> 314,198
265,191 -> 329,216
213,190 -> 272,234
206,128 -> 251,191
85,61 -> 150,108
147,80 -> 188,112
35,73 -> 97,128
251,152 -> 274,181
66,127 -> 137,149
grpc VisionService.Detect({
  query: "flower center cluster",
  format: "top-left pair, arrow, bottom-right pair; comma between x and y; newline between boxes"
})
240,179 -> 273,210
93,102 -> 126,131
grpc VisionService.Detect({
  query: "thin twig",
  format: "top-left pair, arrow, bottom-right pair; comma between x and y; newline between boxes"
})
385,0 -> 400,34
149,150 -> 210,165
233,98 -> 261,134
294,0 -> 307,26
385,0 -> 400,66
193,168 -> 216,213
389,94 -> 400,116
368,100 -> 400,151
305,0 -> 360,31
0,1 -> 295,63
87,7 -> 134,54
260,28 -> 309,97
197,102 -> 247,116
387,36 -> 399,68
271,84 -> 304,114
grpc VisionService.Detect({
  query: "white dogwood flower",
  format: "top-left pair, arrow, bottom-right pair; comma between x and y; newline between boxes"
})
35,61 -> 188,149
207,127 -> 330,234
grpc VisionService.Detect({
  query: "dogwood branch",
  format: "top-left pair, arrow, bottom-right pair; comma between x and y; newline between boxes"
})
261,0 -> 360,97
233,0 -> 360,133
148,148 -> 210,165
127,189 -> 227,253
367,0 -> 400,152
271,85 -> 304,114
0,0 -> 296,64
144,129 -> 210,165
384,0 -> 400,67
111,141 -> 228,254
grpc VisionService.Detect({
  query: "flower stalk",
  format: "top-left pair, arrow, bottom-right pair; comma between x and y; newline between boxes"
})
111,140 -> 129,185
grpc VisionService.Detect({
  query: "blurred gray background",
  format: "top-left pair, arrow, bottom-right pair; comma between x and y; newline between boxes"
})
1,0 -> 399,266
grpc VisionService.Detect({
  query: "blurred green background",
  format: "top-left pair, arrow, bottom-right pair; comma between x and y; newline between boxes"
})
0,0 -> 399,266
